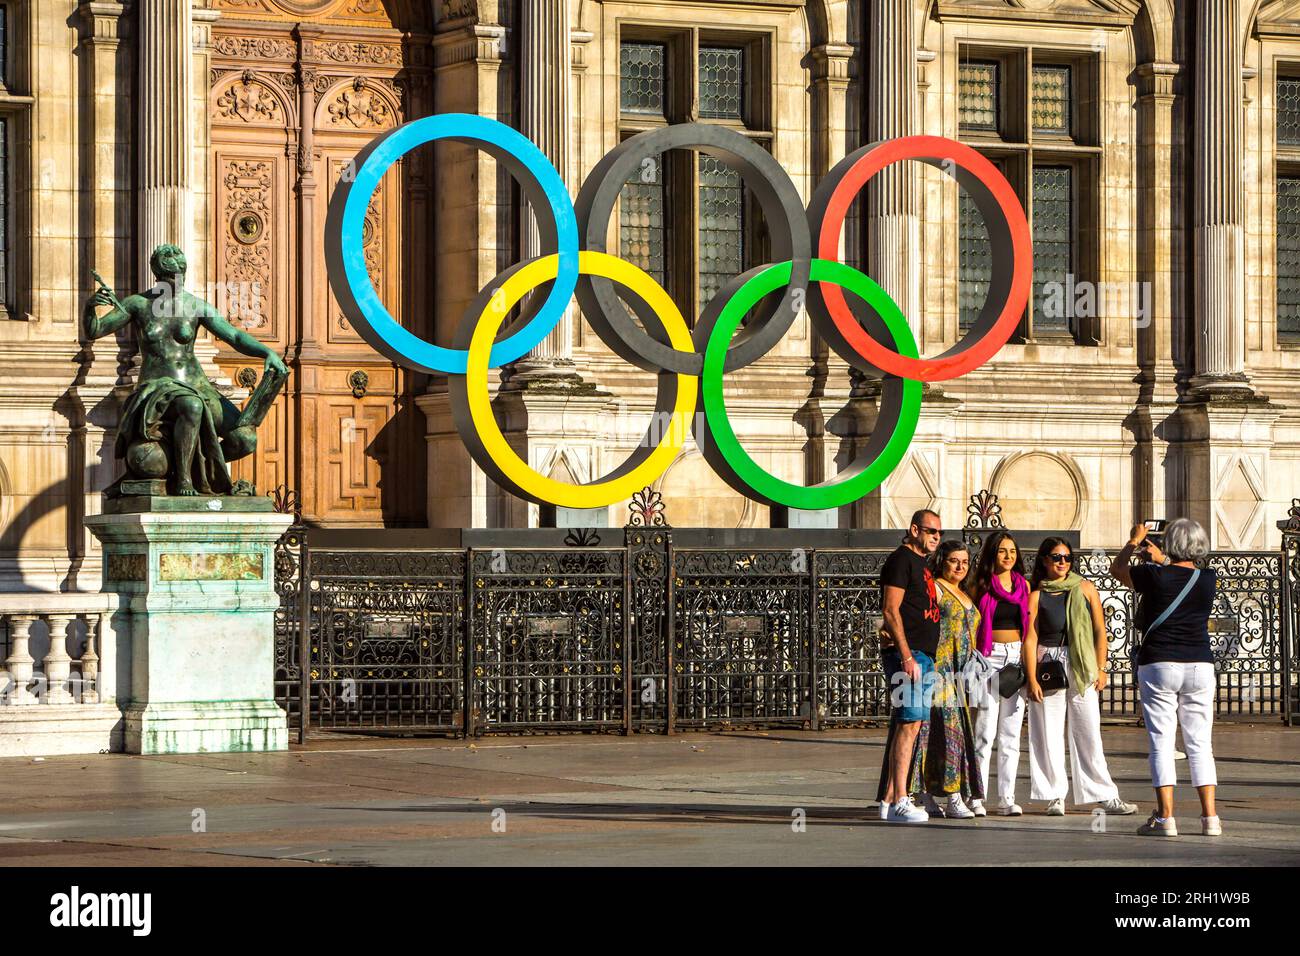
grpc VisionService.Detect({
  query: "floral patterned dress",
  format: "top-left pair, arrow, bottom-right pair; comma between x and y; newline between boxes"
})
908,584 -> 985,798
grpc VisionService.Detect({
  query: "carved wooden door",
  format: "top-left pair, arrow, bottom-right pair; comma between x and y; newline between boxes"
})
209,1 -> 432,526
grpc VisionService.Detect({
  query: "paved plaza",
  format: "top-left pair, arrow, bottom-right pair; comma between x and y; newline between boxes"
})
0,724 -> 1296,867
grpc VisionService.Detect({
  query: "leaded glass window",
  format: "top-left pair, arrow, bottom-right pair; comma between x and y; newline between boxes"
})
0,117 -> 8,310
1280,79 -> 1300,146
698,155 -> 743,305
620,158 -> 667,290
699,47 -> 743,120
1032,166 -> 1073,334
620,42 -> 666,116
959,61 -> 999,131
1278,177 -> 1300,335
0,4 -> 8,89
959,187 -> 991,331
1032,66 -> 1071,135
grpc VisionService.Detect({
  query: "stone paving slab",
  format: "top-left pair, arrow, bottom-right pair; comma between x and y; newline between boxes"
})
0,725 -> 1296,866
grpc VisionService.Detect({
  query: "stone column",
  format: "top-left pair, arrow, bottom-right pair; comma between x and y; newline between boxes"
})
136,0 -> 194,287
510,0 -> 577,381
865,0 -> 920,334
1191,0 -> 1252,394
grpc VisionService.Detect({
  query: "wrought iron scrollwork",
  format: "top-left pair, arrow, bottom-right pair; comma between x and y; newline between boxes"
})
628,485 -> 668,527
273,523 -> 1293,736
965,489 -> 1004,529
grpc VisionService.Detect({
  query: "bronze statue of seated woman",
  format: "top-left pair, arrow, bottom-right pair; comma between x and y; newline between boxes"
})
83,244 -> 288,497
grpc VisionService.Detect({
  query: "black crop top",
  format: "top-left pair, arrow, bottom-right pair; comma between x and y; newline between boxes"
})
1036,590 -> 1069,647
991,596 -> 1022,633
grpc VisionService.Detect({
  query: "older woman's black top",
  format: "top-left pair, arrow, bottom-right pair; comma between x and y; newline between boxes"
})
1131,563 -> 1216,665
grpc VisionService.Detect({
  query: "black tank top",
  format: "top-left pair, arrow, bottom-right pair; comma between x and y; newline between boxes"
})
1037,590 -> 1069,648
991,595 -> 1022,633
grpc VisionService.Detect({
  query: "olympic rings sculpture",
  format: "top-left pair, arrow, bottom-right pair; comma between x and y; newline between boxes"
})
324,114 -> 1032,512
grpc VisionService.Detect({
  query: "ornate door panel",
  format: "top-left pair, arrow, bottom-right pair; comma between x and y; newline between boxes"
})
209,7 -> 432,526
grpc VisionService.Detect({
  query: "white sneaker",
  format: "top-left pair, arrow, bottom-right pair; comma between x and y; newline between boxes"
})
1201,815 -> 1222,836
921,792 -> 946,818
1098,797 -> 1138,815
969,798 -> 987,817
886,796 -> 929,823
877,802 -> 889,821
1137,813 -> 1178,837
945,794 -> 976,819
995,798 -> 1023,816
1045,797 -> 1065,816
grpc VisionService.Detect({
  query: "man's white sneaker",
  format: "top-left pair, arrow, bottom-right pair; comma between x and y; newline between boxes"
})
886,796 -> 929,823
921,793 -> 946,818
1098,797 -> 1138,815
995,798 -> 1023,816
1045,797 -> 1066,816
1201,815 -> 1222,836
945,794 -> 976,819
969,798 -> 988,817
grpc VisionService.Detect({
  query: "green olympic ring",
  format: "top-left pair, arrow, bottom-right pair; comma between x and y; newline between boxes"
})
696,258 -> 922,511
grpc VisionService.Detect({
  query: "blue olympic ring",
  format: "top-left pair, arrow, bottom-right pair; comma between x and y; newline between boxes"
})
324,113 -> 579,374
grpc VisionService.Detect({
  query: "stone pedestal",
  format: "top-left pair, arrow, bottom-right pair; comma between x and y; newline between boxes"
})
84,497 -> 291,754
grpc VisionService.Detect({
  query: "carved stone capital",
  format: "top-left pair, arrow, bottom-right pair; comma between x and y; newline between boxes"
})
432,23 -> 508,69
75,2 -> 131,47
1134,61 -> 1180,100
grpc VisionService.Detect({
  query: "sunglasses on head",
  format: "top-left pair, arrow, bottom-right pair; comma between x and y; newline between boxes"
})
1047,553 -> 1072,564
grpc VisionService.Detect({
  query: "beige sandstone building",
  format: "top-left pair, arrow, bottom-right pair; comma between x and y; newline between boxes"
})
2,0 -> 1300,612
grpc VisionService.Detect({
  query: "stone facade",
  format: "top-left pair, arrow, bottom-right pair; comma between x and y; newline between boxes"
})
2,0 -> 1299,607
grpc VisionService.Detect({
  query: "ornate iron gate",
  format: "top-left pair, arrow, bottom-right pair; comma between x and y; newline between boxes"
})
272,495 -> 1300,739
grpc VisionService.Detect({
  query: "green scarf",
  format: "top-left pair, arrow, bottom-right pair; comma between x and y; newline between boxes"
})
1038,571 -> 1098,690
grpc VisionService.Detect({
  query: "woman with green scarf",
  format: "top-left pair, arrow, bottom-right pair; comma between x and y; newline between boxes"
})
1024,538 -> 1138,817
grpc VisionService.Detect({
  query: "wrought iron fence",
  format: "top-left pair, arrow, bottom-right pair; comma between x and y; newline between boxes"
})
271,493 -> 1300,740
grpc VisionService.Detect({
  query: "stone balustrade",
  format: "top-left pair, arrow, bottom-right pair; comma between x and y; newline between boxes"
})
0,593 -> 124,756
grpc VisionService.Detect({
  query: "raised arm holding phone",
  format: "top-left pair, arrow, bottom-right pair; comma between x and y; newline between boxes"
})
1111,518 -> 1221,838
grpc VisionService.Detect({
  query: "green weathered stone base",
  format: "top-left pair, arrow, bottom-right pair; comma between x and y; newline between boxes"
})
85,508 -> 293,757
103,493 -> 274,515
125,700 -> 287,755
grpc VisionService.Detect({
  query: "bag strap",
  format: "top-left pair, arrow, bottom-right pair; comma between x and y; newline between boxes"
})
1145,568 -> 1201,638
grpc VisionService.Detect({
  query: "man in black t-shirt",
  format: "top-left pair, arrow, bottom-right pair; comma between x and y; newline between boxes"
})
877,509 -> 943,823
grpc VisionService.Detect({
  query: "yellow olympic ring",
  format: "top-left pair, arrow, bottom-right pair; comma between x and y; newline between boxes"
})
463,251 -> 697,508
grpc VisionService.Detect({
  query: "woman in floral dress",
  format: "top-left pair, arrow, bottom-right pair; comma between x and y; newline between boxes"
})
911,539 -> 985,818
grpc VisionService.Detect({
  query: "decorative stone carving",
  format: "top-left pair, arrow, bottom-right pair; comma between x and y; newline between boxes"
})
326,78 -> 393,128
216,73 -> 285,123
440,0 -> 477,20
306,39 -> 405,65
222,160 -> 274,333
211,35 -> 295,60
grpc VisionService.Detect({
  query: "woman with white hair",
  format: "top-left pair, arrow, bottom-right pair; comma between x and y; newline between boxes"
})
1110,518 -> 1220,837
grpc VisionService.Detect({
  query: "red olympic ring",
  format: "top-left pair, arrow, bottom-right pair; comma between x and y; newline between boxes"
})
816,135 -> 1032,382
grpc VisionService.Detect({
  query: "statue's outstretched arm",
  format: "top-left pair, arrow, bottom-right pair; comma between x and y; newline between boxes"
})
82,290 -> 135,341
202,306 -> 289,380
